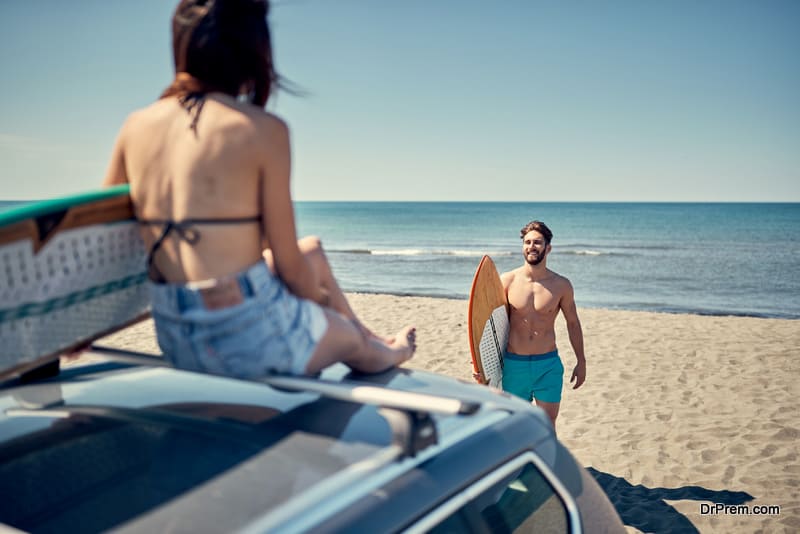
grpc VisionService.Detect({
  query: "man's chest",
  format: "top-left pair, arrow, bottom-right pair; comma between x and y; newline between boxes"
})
507,282 -> 560,315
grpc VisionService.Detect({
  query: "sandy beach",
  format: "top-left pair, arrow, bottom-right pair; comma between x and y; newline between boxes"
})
97,293 -> 800,533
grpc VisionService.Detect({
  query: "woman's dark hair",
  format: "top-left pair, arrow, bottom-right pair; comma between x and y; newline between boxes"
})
161,0 -> 277,107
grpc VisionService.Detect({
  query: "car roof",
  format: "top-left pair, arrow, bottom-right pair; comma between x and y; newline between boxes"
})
0,350 -> 553,533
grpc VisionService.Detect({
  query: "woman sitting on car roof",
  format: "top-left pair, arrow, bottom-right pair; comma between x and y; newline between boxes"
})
103,0 -> 416,379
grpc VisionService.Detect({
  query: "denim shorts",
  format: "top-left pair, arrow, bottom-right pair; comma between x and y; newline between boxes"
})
502,349 -> 564,403
148,261 -> 328,379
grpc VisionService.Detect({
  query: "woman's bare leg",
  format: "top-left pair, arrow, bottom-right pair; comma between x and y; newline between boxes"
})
264,235 -> 384,339
296,235 -> 358,319
305,308 -> 416,375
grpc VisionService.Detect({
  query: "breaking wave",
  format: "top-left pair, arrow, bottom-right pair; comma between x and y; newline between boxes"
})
331,248 -> 515,257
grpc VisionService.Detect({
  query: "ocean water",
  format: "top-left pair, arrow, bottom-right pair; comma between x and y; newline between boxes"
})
294,202 -> 800,319
3,200 -> 798,319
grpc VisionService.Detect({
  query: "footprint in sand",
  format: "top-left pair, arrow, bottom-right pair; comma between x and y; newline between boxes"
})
686,440 -> 706,451
721,465 -> 736,484
761,444 -> 779,457
571,426 -> 589,438
770,452 -> 798,464
772,427 -> 799,441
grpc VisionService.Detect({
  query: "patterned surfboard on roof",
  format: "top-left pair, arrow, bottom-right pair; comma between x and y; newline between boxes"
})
0,185 -> 150,377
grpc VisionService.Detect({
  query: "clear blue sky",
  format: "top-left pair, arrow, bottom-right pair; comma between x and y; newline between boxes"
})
1,0 -> 798,201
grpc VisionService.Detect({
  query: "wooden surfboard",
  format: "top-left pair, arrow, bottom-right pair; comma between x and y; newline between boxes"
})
0,185 -> 150,379
467,255 -> 509,388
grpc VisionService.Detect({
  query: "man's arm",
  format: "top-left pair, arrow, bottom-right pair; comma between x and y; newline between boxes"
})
560,279 -> 586,389
500,271 -> 513,310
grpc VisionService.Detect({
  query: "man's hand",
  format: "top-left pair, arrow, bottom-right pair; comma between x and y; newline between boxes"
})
472,369 -> 487,385
570,360 -> 586,389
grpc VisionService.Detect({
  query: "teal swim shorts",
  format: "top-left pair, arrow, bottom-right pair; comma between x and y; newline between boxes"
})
502,350 -> 564,403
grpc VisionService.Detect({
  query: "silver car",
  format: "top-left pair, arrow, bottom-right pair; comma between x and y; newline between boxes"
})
0,346 -> 624,533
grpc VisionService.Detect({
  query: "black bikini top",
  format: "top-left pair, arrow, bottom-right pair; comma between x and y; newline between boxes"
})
138,216 -> 262,282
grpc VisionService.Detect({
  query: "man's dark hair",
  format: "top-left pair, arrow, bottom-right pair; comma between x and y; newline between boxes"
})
162,0 -> 278,107
520,220 -> 553,244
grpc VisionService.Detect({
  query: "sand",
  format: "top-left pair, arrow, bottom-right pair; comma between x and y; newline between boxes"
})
96,293 -> 800,533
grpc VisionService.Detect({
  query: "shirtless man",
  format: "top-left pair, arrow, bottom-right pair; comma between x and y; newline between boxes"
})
475,220 -> 586,429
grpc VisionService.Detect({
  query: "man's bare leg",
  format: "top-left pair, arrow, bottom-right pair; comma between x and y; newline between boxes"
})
535,400 -> 560,431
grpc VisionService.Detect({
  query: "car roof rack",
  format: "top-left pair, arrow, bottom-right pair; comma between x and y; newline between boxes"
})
85,345 -> 483,457
89,345 -> 480,416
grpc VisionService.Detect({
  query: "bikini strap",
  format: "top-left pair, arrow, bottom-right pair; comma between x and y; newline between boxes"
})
144,221 -> 199,283
138,217 -> 262,282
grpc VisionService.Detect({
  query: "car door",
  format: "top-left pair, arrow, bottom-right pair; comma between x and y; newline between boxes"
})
407,451 -> 581,533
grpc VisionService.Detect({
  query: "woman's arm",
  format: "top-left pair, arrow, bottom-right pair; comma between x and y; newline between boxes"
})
102,123 -> 129,187
260,116 -> 326,304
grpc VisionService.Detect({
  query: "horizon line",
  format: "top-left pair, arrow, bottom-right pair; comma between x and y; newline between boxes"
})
293,199 -> 800,204
2,198 -> 799,205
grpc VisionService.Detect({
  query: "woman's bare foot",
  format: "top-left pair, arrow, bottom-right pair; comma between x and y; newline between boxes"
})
389,326 -> 417,363
353,318 -> 396,345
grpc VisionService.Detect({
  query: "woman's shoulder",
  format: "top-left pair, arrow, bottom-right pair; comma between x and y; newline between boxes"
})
244,105 -> 289,133
119,99 -> 178,131
119,96 -> 290,144
206,96 -> 290,140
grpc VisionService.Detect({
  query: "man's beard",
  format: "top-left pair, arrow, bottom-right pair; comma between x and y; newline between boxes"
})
525,251 -> 545,266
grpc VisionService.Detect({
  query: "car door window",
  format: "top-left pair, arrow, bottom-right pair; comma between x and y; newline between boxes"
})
423,455 -> 571,534
473,461 -> 568,532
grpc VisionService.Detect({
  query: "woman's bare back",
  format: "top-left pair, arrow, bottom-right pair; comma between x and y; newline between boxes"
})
107,94 -> 290,283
